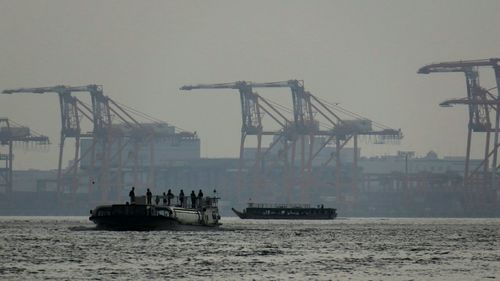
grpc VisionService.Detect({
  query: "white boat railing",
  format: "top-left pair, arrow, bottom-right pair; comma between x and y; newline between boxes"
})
141,195 -> 218,209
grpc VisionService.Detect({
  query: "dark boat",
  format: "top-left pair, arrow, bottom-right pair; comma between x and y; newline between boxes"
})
232,203 -> 337,220
89,196 -> 221,230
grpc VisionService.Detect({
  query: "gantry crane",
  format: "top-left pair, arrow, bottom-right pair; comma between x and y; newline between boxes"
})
246,80 -> 316,133
418,58 -> 500,210
303,92 -> 402,199
246,80 -> 402,202
2,85 -> 154,201
181,82 -> 292,200
2,86 -> 95,194
0,118 -> 49,193
245,80 -> 316,172
182,80 -> 402,204
418,58 -> 500,212
64,90 -> 166,201
230,80 -> 317,201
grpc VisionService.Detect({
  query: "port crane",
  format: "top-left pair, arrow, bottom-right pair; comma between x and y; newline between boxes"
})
2,86 -> 96,194
2,85 -> 156,201
182,80 -> 402,203
245,80 -> 402,202
417,58 -> 500,209
244,80 -> 316,178
418,58 -> 500,210
234,80 -> 324,201
181,82 -> 292,200
0,118 -> 49,193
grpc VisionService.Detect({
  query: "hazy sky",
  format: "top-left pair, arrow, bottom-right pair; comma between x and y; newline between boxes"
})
1,0 -> 500,170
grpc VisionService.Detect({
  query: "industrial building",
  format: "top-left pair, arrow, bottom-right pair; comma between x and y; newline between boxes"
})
80,123 -> 200,169
0,148 -> 488,216
243,135 -> 360,167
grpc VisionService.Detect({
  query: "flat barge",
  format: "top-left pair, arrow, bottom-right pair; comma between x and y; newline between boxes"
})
232,203 -> 337,220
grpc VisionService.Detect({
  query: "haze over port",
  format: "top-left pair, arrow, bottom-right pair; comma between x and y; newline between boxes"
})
1,1 -> 500,170
1,3 -> 500,280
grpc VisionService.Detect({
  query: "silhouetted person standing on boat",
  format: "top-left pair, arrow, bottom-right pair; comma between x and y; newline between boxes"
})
167,189 -> 174,206
155,195 -> 160,205
197,189 -> 204,208
146,188 -> 152,205
179,190 -> 185,207
162,192 -> 167,205
190,190 -> 196,209
129,187 -> 135,204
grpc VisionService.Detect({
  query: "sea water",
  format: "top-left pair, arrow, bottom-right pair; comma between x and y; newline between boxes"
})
0,217 -> 498,280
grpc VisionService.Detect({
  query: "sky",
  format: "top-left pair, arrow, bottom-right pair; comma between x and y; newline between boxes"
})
1,0 -> 500,170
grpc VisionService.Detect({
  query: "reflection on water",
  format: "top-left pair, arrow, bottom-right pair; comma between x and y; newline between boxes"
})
0,217 -> 499,280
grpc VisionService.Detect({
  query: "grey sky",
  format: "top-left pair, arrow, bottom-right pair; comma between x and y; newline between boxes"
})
1,0 -> 500,170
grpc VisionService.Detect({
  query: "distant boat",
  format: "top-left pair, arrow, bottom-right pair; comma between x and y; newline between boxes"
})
89,196 -> 221,230
232,203 -> 337,220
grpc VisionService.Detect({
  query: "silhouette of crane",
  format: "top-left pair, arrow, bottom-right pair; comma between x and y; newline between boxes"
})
418,58 -> 500,186
419,58 -> 500,211
2,85 -> 156,201
0,118 -> 49,193
182,80 -> 402,204
181,82 -> 292,201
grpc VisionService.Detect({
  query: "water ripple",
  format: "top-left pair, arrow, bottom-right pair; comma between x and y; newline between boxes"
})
0,217 -> 498,280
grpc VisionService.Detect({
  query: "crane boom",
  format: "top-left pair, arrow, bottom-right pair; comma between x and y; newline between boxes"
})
247,80 -> 302,89
181,81 -> 263,135
3,86 -> 66,94
2,85 -> 102,94
418,58 -> 500,74
180,81 -> 249,91
180,80 -> 303,91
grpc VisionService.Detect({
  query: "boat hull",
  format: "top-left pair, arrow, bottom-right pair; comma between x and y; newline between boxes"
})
90,215 -> 179,231
232,207 -> 337,220
89,203 -> 221,231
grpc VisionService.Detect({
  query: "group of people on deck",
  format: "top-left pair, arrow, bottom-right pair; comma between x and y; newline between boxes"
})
128,187 -> 205,209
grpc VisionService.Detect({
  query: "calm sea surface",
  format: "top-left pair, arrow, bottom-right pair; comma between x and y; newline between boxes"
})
0,217 -> 498,280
